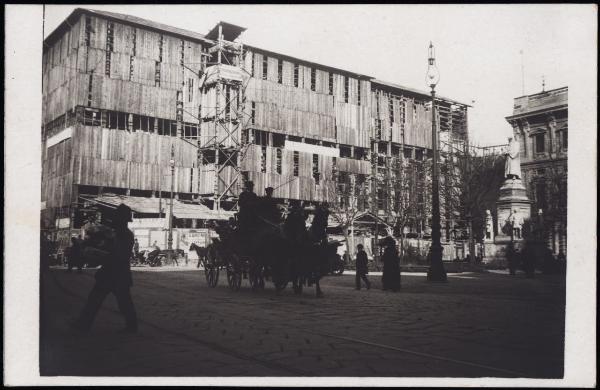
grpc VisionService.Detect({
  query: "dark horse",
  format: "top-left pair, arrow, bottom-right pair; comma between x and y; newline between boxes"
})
190,242 -> 211,268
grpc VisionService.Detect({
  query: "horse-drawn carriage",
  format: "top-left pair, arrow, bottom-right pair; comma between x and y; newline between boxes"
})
190,211 -> 343,297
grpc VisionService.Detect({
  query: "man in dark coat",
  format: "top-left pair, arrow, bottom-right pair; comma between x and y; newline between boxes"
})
71,204 -> 138,333
355,244 -> 370,290
284,201 -> 307,245
381,236 -> 401,291
310,202 -> 329,246
238,181 -> 258,233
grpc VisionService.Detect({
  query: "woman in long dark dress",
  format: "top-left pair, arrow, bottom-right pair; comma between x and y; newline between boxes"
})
381,237 -> 401,291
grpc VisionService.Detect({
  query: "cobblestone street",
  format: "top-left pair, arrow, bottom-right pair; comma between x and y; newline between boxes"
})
40,267 -> 565,378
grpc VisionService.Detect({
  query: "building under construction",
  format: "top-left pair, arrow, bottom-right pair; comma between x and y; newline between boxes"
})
42,8 -> 470,251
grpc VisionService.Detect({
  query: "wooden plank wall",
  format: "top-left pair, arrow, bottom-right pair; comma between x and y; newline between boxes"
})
41,138 -> 74,208
43,15 -> 204,127
71,126 -> 199,193
246,51 -> 371,148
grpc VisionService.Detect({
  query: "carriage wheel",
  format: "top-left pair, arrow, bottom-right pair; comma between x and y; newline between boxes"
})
226,266 -> 242,291
205,266 -> 219,287
204,247 -> 220,287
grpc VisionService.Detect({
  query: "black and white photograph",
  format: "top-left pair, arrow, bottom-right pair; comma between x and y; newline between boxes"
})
4,4 -> 597,387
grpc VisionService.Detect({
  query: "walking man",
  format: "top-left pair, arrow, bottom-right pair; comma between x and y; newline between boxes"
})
355,244 -> 371,290
71,204 -> 138,333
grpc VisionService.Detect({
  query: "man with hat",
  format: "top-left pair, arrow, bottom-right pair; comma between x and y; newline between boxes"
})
238,180 -> 258,233
71,203 -> 138,333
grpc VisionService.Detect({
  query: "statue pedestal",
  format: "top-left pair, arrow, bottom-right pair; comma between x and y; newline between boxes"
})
494,178 -> 532,244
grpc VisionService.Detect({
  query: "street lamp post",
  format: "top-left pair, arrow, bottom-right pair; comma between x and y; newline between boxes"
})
426,42 -> 447,282
167,144 -> 175,264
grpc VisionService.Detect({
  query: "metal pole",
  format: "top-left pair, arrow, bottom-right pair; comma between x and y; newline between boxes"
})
427,88 -> 447,281
168,144 -> 175,264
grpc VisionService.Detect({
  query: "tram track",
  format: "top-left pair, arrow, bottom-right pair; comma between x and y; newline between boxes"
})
50,269 -> 531,377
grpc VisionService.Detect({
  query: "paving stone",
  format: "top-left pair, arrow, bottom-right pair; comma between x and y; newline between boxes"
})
40,268 -> 566,378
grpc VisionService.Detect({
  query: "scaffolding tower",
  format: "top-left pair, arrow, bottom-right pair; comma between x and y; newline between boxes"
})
196,22 -> 253,211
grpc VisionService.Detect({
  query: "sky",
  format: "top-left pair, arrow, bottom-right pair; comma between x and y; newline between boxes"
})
43,4 -> 589,146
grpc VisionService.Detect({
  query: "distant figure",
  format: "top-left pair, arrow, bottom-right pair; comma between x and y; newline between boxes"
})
133,238 -> 140,258
465,253 -> 472,263
309,202 -> 329,245
238,181 -> 258,232
507,209 -> 524,240
505,134 -> 522,180
506,243 -> 518,275
522,244 -> 536,279
381,237 -> 401,292
152,241 -> 161,251
67,236 -> 83,273
71,204 -> 138,333
355,244 -> 370,290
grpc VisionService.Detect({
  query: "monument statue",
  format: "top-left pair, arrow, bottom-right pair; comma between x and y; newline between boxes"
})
504,134 -> 522,180
506,209 -> 524,240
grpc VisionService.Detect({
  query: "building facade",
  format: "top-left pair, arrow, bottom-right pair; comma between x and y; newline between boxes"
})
42,8 -> 470,248
506,87 -> 568,256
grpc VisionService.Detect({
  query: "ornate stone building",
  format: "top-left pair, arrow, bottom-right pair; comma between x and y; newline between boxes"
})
506,86 -> 568,256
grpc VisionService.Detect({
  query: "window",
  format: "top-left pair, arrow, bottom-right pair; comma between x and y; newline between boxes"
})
312,154 -> 320,184
262,56 -> 268,80
376,119 -> 382,139
180,40 -> 185,66
339,145 -> 352,158
251,102 -> 256,125
357,81 -> 361,106
261,146 -> 267,173
254,129 -> 268,146
344,76 -> 349,103
158,35 -> 163,62
355,148 -> 366,160
415,149 -> 424,160
561,129 -> 568,150
328,73 -> 334,95
272,133 -> 285,148
85,16 -> 92,47
535,133 -> 545,153
106,22 -> 114,52
277,59 -> 283,84
105,51 -> 112,76
310,68 -> 316,92
132,29 -> 137,56
276,148 -> 282,174
293,64 -> 299,87
87,74 -> 93,107
389,99 -> 394,124
188,78 -> 194,102
293,151 -> 299,176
